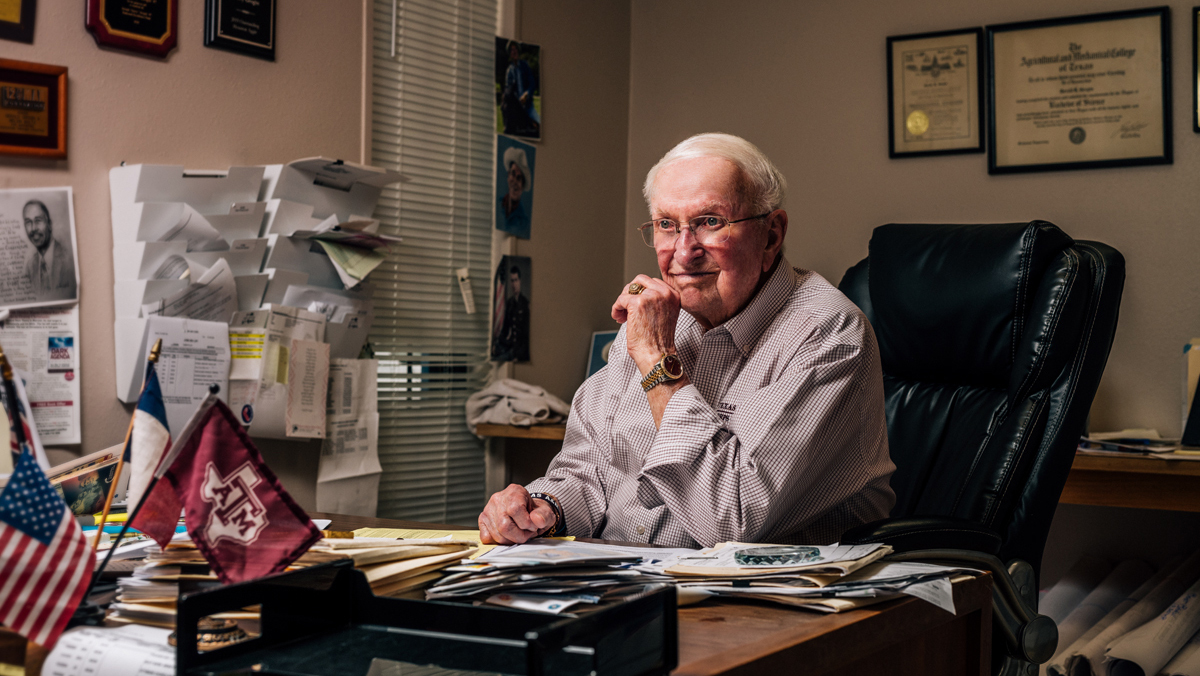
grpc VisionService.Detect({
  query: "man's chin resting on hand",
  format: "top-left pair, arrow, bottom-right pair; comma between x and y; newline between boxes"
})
478,133 -> 895,548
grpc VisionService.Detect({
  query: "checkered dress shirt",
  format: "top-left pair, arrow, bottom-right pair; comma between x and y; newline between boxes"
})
527,259 -> 895,548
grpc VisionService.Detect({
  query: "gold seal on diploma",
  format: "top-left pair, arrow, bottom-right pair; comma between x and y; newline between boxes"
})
906,110 -> 930,136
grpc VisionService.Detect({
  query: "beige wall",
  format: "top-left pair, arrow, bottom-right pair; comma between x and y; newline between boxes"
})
0,1 -> 365,505
625,0 -> 1200,437
507,1 -> 632,404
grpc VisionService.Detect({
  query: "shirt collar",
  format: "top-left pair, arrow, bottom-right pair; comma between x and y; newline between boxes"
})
680,256 -> 796,355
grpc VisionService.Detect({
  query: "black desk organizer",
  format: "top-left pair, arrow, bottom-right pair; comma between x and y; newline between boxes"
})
175,559 -> 677,676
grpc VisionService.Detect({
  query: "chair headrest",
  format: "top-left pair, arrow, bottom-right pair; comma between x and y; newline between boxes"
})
867,222 -> 1075,387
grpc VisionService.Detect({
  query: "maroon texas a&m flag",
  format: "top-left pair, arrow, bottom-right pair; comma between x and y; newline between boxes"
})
131,394 -> 321,584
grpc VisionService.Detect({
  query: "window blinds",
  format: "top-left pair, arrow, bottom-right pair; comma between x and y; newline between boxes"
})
369,0 -> 495,525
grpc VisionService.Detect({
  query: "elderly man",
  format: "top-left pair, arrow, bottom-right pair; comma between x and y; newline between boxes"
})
478,133 -> 894,548
22,199 -> 76,300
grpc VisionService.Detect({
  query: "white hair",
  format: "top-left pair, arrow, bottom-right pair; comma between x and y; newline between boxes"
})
643,133 -> 786,214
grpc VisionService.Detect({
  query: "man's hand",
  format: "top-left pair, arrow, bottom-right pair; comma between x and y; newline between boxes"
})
611,275 -> 681,374
478,484 -> 556,545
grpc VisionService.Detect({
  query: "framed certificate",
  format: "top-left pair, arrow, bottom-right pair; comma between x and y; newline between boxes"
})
0,58 -> 67,159
85,0 -> 177,58
987,7 -> 1171,174
205,0 -> 276,61
887,28 -> 985,158
0,0 -> 36,43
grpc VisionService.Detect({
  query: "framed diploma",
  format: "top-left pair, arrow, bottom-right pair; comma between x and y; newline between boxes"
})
85,0 -> 177,58
205,0 -> 276,61
987,7 -> 1171,174
0,58 -> 66,159
0,0 -> 36,43
887,28 -> 985,158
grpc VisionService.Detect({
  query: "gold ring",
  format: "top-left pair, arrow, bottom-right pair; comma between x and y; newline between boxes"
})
628,282 -> 645,295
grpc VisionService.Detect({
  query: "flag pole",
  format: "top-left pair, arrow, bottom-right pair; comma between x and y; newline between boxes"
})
0,346 -> 26,466
89,339 -> 162,554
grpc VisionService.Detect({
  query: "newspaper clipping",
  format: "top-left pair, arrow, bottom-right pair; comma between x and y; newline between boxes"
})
0,305 -> 81,444
0,187 -> 80,310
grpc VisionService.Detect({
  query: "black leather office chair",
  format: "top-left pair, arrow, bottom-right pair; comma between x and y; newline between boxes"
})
837,222 -> 1124,675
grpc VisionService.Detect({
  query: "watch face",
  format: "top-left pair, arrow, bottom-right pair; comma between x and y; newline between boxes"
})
662,354 -> 683,378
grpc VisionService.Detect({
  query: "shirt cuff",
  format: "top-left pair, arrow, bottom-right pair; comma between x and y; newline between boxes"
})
642,384 -> 725,473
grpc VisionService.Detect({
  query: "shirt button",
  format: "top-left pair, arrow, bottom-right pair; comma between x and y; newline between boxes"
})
636,525 -> 645,535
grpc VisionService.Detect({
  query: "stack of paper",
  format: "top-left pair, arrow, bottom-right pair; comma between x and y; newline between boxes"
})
425,539 -> 685,615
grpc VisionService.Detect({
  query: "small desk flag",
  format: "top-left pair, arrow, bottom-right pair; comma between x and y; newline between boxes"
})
0,451 -> 92,648
125,361 -> 171,510
132,395 -> 321,583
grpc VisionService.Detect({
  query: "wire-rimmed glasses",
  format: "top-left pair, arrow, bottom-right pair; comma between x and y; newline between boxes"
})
637,213 -> 770,248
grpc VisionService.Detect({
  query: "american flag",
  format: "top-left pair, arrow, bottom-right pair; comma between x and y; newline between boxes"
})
0,449 -> 92,648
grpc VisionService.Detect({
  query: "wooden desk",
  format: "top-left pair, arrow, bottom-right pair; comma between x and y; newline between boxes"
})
1,514 -> 992,676
314,513 -> 993,676
1061,453 -> 1200,512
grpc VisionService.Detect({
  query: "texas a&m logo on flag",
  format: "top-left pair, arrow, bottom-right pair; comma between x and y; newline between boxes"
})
201,461 -> 270,546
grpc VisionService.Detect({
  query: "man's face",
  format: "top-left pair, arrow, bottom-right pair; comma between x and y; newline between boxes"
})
23,203 -> 51,250
508,272 -> 521,298
507,163 -> 525,200
509,45 -> 520,62
649,156 -> 778,330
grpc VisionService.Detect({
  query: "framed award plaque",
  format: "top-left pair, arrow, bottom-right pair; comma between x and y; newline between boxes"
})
0,0 -> 37,43
0,58 -> 67,159
85,0 -> 177,58
887,27 -> 985,158
987,7 -> 1171,174
205,0 -> 276,61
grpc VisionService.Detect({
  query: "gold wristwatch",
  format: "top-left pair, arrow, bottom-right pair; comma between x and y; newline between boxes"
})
641,353 -> 684,392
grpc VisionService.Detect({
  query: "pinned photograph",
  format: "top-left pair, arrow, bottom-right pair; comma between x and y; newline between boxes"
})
491,255 -> 531,363
495,37 -> 541,139
496,136 -> 536,240
0,187 -> 79,309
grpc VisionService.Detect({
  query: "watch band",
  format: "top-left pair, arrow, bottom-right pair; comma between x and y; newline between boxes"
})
528,491 -> 566,537
641,353 -> 683,392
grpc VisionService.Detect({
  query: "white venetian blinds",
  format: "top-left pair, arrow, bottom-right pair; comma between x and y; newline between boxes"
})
369,0 -> 495,525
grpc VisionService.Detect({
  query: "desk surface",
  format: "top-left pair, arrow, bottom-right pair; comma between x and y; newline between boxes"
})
313,512 -> 993,676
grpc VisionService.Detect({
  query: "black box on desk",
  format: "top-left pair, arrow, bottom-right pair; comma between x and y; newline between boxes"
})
176,559 -> 677,676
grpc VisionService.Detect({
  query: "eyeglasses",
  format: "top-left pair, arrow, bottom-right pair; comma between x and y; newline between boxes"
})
638,213 -> 770,248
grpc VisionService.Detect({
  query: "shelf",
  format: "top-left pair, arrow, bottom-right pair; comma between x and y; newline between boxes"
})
475,423 -> 567,440
1060,454 -> 1200,512
475,427 -> 1200,513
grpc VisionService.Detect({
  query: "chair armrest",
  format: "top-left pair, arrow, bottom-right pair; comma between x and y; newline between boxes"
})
840,516 -> 1003,555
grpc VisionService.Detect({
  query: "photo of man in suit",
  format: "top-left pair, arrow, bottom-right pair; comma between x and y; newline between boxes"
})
22,199 -> 76,302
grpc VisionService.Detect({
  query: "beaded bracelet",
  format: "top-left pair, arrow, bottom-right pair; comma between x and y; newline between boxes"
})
528,491 -> 566,537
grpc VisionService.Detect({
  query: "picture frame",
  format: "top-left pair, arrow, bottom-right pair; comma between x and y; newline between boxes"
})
0,58 -> 67,159
85,0 -> 177,58
586,330 -> 619,379
987,7 -> 1171,174
204,0 -> 276,62
887,27 -> 985,158
1193,7 -> 1200,133
0,0 -> 36,43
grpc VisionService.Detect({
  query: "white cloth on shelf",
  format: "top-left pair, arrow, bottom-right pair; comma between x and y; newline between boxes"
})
465,378 -> 570,433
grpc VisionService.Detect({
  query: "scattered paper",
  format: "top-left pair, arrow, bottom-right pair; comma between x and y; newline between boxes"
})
141,257 -> 238,323
284,339 -> 329,438
139,316 -> 231,436
230,305 -> 325,437
486,592 -> 581,614
44,624 -> 173,676
317,360 -> 382,516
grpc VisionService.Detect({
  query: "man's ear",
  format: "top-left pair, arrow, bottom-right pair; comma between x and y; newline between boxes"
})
762,210 -> 788,271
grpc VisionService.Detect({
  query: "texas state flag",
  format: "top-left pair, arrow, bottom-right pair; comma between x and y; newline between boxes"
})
125,361 -> 171,511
